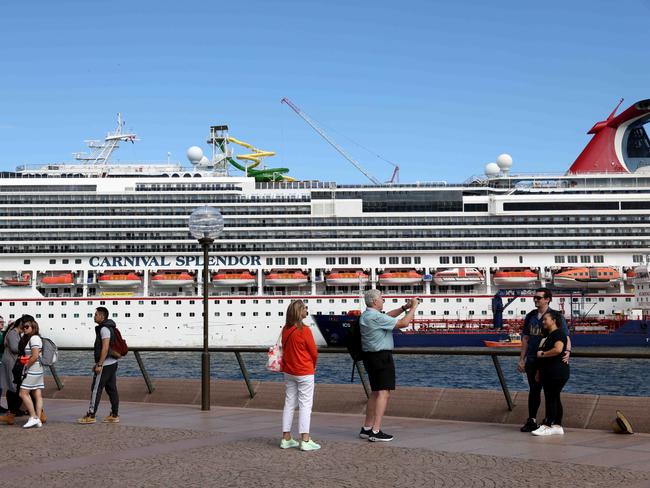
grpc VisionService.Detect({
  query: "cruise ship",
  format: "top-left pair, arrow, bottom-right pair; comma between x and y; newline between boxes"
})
1,100 -> 650,348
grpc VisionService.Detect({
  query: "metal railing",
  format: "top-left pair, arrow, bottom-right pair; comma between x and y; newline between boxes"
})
47,347 -> 650,412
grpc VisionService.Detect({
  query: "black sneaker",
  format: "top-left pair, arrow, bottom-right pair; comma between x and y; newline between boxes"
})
359,427 -> 372,439
520,418 -> 538,432
368,430 -> 394,442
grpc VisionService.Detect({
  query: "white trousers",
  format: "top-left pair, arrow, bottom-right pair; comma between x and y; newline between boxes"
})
282,373 -> 315,434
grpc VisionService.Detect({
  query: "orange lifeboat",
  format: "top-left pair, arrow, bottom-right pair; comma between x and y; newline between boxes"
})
553,267 -> 620,289
3,273 -> 31,287
433,268 -> 483,286
98,272 -> 142,288
151,271 -> 195,286
325,270 -> 369,286
264,270 -> 309,286
41,273 -> 74,286
493,269 -> 538,287
484,334 -> 522,348
378,270 -> 423,286
212,270 -> 256,287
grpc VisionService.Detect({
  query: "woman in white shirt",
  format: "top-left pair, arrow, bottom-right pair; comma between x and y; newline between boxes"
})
18,320 -> 44,429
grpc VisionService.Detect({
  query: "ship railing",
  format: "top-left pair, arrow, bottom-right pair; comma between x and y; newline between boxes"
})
44,346 -> 650,413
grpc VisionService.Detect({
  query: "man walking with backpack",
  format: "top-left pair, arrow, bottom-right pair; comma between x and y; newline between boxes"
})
78,307 -> 120,424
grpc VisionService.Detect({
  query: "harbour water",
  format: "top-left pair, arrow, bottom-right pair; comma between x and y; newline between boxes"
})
53,350 -> 650,397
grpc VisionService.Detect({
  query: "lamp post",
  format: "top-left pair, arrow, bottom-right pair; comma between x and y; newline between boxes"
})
188,206 -> 224,410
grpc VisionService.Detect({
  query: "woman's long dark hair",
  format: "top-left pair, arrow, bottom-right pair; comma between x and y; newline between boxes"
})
18,319 -> 40,353
8,314 -> 35,332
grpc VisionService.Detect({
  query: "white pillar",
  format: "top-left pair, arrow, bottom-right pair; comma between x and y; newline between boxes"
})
257,271 -> 263,296
143,270 -> 149,297
82,269 -> 88,297
311,268 -> 317,296
485,267 -> 492,295
619,266 -> 625,293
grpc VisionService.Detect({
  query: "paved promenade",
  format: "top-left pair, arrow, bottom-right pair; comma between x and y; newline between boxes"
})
3,399 -> 650,487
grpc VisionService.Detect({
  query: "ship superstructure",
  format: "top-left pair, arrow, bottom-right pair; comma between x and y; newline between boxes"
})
1,101 -> 650,348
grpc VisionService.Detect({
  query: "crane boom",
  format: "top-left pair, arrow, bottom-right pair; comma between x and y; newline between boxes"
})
281,97 -> 381,185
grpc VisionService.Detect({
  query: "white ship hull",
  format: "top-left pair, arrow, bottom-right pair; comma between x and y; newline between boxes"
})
0,290 -> 633,348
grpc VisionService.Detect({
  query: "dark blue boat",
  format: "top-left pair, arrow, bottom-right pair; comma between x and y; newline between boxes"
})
313,314 -> 650,348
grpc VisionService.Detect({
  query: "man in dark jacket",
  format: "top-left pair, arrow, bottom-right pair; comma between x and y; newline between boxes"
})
78,307 -> 120,424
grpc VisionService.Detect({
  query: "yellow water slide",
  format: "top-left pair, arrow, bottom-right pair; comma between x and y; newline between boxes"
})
227,136 -> 276,168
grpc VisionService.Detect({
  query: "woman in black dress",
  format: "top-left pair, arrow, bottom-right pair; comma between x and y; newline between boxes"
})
531,310 -> 570,436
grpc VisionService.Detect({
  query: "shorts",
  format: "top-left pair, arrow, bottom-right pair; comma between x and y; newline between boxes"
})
362,350 -> 395,391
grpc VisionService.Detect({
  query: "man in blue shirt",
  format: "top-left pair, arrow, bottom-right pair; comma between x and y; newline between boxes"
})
517,288 -> 571,432
359,289 -> 418,442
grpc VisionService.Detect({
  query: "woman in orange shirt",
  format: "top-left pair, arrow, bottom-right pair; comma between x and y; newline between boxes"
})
280,300 -> 320,451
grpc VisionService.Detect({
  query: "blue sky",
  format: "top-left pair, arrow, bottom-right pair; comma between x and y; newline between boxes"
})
1,0 -> 649,183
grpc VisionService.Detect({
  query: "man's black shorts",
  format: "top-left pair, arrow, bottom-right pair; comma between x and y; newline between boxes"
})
362,350 -> 395,391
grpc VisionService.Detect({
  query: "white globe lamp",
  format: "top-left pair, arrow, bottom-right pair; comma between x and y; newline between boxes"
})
189,206 -> 224,241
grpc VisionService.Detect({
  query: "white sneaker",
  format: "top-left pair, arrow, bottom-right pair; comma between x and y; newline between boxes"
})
23,417 -> 42,429
549,425 -> 564,435
300,439 -> 321,451
280,438 -> 299,449
531,425 -> 552,436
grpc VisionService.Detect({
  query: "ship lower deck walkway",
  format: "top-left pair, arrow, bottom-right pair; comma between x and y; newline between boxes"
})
4,390 -> 650,487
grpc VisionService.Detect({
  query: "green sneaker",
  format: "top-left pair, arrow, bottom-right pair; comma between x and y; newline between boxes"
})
280,438 -> 300,449
300,439 -> 321,451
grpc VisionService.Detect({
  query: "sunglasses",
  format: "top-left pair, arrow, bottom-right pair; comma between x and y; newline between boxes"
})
23,324 -> 32,329
533,296 -> 546,300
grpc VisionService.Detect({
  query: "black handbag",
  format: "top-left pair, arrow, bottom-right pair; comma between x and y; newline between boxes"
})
12,357 -> 26,387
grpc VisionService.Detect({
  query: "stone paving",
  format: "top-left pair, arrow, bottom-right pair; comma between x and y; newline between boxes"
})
2,399 -> 650,488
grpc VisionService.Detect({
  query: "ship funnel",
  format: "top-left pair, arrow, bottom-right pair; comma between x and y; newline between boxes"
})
567,99 -> 650,174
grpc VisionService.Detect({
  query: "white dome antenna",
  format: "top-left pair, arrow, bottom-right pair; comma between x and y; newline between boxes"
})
496,153 -> 513,175
186,146 -> 204,164
485,162 -> 500,177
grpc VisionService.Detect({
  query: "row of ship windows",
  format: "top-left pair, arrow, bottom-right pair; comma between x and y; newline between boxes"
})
135,184 -> 242,191
0,208 -> 310,218
554,255 -> 606,264
0,194 -> 310,204
1,212 -> 649,228
5,241 -> 650,254
3,227 -> 650,241
0,297 -> 631,308
375,255 -> 605,265
3,307 -> 630,321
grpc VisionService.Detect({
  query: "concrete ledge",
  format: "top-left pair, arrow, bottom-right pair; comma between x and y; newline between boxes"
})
43,376 -> 648,433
